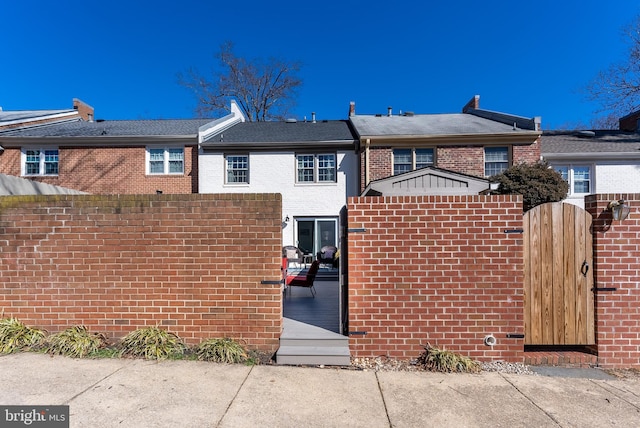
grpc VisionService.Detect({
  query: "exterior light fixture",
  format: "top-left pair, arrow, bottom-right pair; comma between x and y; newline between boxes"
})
608,199 -> 631,221
284,215 -> 290,223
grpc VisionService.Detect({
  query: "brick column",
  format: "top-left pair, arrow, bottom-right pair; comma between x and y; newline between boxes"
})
586,194 -> 640,368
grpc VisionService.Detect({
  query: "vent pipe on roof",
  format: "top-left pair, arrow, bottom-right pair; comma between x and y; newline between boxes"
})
387,106 -> 392,117
312,112 -> 316,123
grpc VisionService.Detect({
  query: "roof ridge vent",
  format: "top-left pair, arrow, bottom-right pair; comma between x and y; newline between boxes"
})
285,118 -> 297,123
576,130 -> 596,138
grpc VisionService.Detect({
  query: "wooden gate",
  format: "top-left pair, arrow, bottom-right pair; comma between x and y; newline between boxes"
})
523,202 -> 595,345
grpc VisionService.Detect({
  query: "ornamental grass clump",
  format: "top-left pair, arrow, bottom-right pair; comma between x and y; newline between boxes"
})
119,326 -> 187,360
417,343 -> 481,373
43,325 -> 108,358
195,338 -> 248,364
0,317 -> 47,353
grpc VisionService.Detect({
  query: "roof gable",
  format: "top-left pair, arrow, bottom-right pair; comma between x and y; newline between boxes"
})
362,166 -> 490,196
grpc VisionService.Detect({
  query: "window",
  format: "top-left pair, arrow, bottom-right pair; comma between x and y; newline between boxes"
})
296,153 -> 336,183
22,148 -> 59,176
393,148 -> 434,175
226,154 -> 249,184
484,147 -> 509,176
553,164 -> 592,195
147,147 -> 184,175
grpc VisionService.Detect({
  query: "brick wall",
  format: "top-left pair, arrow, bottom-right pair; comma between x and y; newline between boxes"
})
0,194 -> 283,352
346,195 -> 524,361
586,194 -> 640,368
0,146 -> 198,194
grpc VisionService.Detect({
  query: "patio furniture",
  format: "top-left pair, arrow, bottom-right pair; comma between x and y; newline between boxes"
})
317,245 -> 338,268
283,245 -> 304,269
287,261 -> 320,297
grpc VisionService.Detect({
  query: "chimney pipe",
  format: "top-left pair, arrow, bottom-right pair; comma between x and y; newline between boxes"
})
387,106 -> 392,117
349,101 -> 355,117
312,112 -> 316,123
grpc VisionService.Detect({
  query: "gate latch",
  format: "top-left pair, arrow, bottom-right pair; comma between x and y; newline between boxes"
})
580,260 -> 589,277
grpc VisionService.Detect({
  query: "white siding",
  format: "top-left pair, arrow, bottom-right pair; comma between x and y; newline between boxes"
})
199,150 -> 359,245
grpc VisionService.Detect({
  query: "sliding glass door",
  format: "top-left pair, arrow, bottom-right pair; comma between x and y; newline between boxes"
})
296,218 -> 338,257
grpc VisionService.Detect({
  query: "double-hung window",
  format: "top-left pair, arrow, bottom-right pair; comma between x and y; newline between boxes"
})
484,147 -> 509,176
225,154 -> 249,184
147,147 -> 184,175
296,153 -> 336,183
22,148 -> 59,176
392,148 -> 434,175
553,164 -> 592,195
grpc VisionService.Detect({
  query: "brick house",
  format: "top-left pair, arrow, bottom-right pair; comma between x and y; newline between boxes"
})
0,100 -> 214,195
348,95 -> 542,195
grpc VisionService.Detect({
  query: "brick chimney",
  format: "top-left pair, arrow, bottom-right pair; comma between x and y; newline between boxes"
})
462,95 -> 480,113
73,98 -> 95,122
618,110 -> 640,132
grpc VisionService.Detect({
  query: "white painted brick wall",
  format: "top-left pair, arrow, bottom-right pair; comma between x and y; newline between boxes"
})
199,150 -> 359,245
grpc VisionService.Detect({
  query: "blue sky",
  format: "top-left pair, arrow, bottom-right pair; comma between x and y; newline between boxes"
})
2,0 -> 638,129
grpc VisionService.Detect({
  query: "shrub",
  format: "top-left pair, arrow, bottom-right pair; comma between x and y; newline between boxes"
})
0,317 -> 47,353
119,326 -> 187,360
194,338 -> 248,363
489,161 -> 569,212
42,325 -> 108,358
416,344 -> 480,373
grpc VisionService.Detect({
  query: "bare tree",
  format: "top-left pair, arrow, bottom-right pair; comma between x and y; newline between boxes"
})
178,42 -> 302,121
584,16 -> 640,122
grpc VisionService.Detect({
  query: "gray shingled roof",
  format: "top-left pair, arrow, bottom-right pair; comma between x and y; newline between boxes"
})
349,113 -> 536,137
541,131 -> 640,157
0,118 -> 212,137
0,109 -> 76,124
201,120 -> 356,146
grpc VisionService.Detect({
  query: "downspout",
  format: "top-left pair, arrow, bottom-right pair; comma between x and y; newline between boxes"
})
365,138 -> 371,188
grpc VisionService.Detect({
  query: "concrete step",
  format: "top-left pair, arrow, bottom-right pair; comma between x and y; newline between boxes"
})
277,318 -> 351,366
276,345 -> 351,366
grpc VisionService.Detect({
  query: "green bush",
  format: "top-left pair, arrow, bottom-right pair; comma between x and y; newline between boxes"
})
119,326 -> 187,360
194,338 -> 248,363
0,317 -> 47,353
416,344 -> 480,373
489,161 -> 569,212
42,325 -> 108,358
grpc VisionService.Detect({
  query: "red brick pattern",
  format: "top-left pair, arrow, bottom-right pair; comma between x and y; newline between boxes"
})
0,194 -> 283,352
347,195 -> 525,362
0,146 -> 198,194
586,194 -> 640,368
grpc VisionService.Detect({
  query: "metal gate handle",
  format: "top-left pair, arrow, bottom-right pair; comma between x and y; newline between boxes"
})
581,260 -> 589,277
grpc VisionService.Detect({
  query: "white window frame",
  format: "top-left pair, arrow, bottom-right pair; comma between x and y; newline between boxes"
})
392,148 -> 434,175
552,164 -> 593,196
146,147 -> 184,175
484,146 -> 510,177
21,148 -> 59,176
225,153 -> 249,184
296,153 -> 337,183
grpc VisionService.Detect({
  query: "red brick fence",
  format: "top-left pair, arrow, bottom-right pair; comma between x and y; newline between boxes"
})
0,194 -> 283,352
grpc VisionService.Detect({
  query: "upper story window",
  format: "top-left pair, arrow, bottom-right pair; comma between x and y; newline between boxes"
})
553,164 -> 591,195
484,147 -> 509,176
147,147 -> 184,175
296,153 -> 336,183
22,148 -> 59,176
393,148 -> 434,175
226,154 -> 249,184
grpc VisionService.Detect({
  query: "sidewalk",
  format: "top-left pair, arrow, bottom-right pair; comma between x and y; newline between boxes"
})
1,352 -> 639,427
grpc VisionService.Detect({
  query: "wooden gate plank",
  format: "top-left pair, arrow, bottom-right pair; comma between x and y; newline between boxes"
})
563,203 -> 577,343
540,203 -> 554,344
525,207 -> 542,345
574,206 -> 589,344
523,210 -> 532,344
551,203 -> 564,344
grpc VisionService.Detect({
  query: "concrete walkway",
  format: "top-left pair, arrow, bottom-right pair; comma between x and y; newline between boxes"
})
1,353 -> 639,427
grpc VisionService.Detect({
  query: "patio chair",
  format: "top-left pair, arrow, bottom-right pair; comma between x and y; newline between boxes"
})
287,261 -> 320,297
317,245 -> 338,268
283,245 -> 303,269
